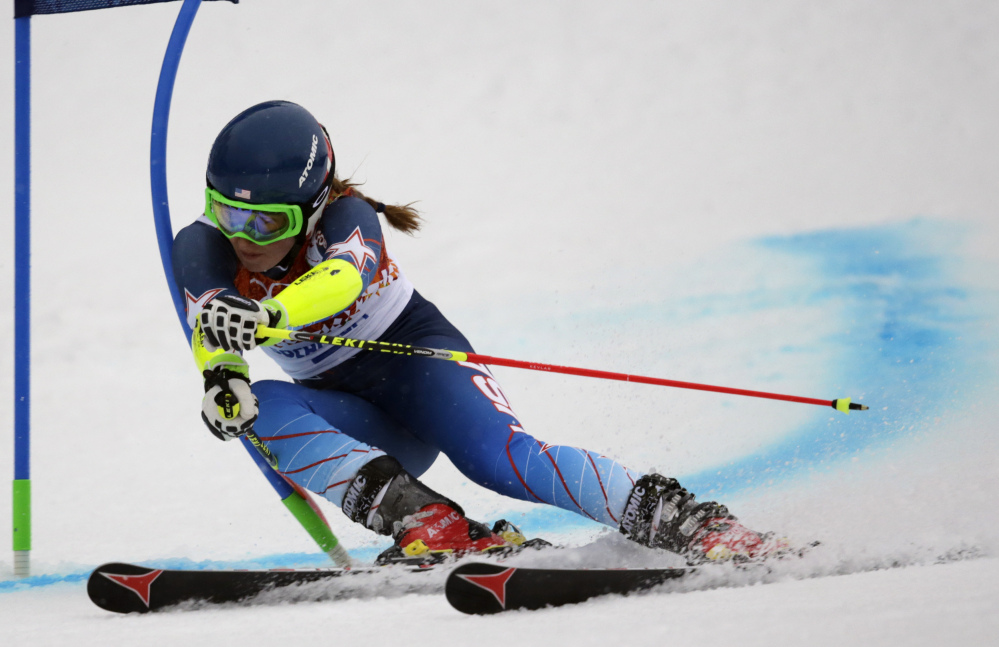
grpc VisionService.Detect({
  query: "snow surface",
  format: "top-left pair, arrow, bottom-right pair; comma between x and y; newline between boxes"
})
2,1 -> 999,645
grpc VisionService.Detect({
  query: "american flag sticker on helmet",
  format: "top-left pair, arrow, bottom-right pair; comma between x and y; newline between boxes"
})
235,188 -> 251,199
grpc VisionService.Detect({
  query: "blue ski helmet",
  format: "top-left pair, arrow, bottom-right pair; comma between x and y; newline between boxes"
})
206,101 -> 335,237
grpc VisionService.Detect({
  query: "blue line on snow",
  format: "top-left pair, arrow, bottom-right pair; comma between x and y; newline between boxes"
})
0,550 -> 391,592
682,218 -> 995,498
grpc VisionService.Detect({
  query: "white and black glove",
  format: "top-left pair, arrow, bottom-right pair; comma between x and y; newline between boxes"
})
199,295 -> 282,353
201,367 -> 258,441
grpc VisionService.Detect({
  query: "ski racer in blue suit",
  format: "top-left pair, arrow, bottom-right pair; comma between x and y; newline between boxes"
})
174,101 -> 783,564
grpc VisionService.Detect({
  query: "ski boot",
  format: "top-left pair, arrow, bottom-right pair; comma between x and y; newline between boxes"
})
341,456 -> 539,566
374,502 -> 513,566
375,511 -> 553,565
619,474 -> 789,564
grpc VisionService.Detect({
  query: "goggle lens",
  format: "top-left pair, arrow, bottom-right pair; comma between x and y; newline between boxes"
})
205,189 -> 302,244
213,201 -> 290,239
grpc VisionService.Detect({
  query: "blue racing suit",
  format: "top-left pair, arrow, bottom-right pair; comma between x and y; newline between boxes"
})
173,194 -> 639,528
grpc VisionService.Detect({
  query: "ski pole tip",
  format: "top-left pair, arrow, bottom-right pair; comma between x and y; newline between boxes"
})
832,398 -> 867,414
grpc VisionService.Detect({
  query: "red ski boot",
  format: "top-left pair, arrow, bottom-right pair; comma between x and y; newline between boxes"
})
375,503 -> 512,565
341,457 -> 547,566
686,515 -> 791,563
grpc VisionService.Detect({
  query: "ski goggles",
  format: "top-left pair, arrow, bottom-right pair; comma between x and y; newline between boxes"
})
204,188 -> 304,245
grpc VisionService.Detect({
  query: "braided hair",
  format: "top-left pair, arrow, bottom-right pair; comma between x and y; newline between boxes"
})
331,177 -> 422,234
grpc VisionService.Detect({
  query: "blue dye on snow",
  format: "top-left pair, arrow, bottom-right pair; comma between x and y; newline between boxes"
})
681,218 -> 995,498
0,571 -> 90,592
0,551 -> 390,592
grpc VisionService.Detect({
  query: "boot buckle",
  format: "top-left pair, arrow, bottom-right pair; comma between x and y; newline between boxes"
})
403,539 -> 432,557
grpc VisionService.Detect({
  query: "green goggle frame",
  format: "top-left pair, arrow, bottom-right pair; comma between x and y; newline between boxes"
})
204,187 -> 304,245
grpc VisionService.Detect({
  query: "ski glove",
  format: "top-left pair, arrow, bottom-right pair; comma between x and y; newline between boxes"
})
199,295 -> 282,353
201,366 -> 258,441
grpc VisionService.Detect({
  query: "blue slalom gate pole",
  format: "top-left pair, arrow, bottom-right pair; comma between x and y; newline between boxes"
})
150,0 -> 200,339
13,12 -> 32,579
148,0 -> 289,499
148,0 -> 349,565
9,0 -> 258,581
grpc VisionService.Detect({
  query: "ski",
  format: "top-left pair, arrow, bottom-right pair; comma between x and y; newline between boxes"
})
445,562 -> 694,614
87,562 -> 434,613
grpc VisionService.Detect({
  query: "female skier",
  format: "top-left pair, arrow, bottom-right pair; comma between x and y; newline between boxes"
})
173,100 -> 782,565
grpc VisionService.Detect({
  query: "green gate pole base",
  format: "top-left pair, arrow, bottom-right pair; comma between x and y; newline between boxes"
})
281,490 -> 352,567
13,479 -> 31,578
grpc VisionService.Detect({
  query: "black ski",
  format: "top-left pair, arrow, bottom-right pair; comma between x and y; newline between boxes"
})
445,562 -> 694,614
87,562 -> 432,613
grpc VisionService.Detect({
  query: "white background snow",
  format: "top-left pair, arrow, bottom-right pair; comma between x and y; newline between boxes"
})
1,1 -> 999,645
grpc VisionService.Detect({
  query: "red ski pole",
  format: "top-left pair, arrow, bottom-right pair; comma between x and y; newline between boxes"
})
258,326 -> 868,414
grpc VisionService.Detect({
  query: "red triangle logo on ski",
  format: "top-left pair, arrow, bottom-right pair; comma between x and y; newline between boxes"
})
457,567 -> 517,609
101,569 -> 164,608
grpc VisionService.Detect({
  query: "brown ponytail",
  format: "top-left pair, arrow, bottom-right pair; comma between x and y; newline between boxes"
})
330,176 -> 422,234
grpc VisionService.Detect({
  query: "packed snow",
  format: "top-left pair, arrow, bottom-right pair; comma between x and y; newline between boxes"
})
2,1 -> 998,645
